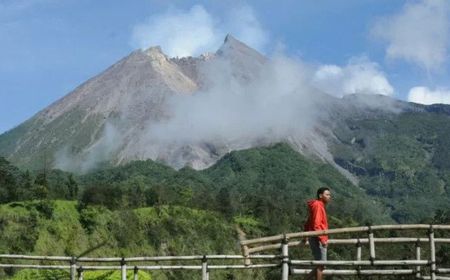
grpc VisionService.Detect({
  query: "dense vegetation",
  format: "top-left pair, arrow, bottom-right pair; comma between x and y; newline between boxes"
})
332,111 -> 450,223
1,140 -> 450,279
1,143 -> 391,233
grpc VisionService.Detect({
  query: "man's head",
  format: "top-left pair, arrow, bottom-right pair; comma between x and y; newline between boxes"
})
317,187 -> 331,204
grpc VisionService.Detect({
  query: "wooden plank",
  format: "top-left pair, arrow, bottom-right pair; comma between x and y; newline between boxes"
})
137,265 -> 202,270
121,259 -> 127,280
0,264 -> 70,269
242,224 -> 450,246
281,237 -> 289,280
247,238 -> 450,253
291,268 -> 415,275
207,264 -> 279,269
369,231 -> 376,262
0,254 -> 72,261
430,228 -> 437,280
290,260 -> 429,266
202,258 -> 208,280
416,243 -> 422,279
356,241 -> 362,261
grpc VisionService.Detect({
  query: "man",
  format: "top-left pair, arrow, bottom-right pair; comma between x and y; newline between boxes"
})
303,187 -> 331,280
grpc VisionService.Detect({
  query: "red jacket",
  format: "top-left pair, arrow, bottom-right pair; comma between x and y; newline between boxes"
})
304,199 -> 329,244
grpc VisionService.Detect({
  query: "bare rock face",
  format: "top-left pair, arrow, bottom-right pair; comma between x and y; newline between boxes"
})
0,43 -> 201,171
0,34 -> 398,177
0,36 -> 249,170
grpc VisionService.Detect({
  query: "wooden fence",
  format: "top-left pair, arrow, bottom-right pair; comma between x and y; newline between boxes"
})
241,224 -> 450,280
0,254 -> 280,280
0,224 -> 449,279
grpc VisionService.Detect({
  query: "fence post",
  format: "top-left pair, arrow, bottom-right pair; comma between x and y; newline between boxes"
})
70,256 -> 77,280
281,234 -> 289,280
243,245 -> 251,266
429,225 -> 436,280
356,239 -> 362,261
133,266 -> 138,280
415,240 -> 422,279
356,239 -> 362,276
77,266 -> 84,280
368,226 -> 376,264
202,256 -> 209,280
121,257 -> 127,280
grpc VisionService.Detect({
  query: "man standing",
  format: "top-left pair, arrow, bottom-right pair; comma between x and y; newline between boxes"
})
304,187 -> 331,280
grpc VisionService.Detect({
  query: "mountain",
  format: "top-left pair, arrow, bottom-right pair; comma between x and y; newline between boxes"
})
0,35 -> 275,172
0,44 -> 198,171
2,34 -> 450,214
328,98 -> 450,222
0,34 -> 386,175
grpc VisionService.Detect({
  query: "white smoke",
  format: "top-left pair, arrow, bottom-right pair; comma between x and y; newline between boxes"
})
371,0 -> 450,71
408,86 -> 450,105
130,4 -> 268,57
55,47 -> 397,172
225,5 -> 268,54
55,122 -> 123,173
312,56 -> 394,97
146,54 -> 317,146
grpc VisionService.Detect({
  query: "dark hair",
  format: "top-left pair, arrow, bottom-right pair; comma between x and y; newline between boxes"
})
317,187 -> 330,199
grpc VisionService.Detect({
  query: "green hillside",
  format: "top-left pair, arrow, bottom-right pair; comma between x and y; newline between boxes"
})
332,109 -> 450,222
0,201 -> 258,280
8,269 -> 152,280
78,143 -> 391,230
1,142 -> 450,279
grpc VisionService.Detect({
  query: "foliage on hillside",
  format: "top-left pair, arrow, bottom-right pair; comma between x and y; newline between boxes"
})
0,201 -> 258,280
1,139 -> 450,279
332,111 -> 450,222
76,143 -> 391,231
7,269 -> 152,280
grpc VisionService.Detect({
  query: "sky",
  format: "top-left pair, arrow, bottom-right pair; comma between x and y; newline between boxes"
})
1,0 -> 450,134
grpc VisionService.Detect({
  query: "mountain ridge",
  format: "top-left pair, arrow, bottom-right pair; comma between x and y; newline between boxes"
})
2,35 -> 450,187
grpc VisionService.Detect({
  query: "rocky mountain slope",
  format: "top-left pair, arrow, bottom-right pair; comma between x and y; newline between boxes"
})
2,34 -> 450,193
0,35 -> 273,172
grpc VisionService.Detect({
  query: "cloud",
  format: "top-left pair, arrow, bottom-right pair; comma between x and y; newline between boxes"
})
313,57 -> 394,97
55,122 -> 123,173
53,46 -> 399,172
372,0 -> 450,71
408,86 -> 450,104
146,54 -> 317,145
225,5 -> 268,54
130,4 -> 268,57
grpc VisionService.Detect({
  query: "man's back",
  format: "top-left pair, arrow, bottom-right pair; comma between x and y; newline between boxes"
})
304,199 -> 329,244
303,187 -> 331,280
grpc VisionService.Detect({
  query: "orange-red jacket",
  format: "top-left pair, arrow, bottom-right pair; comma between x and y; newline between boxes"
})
304,199 -> 329,244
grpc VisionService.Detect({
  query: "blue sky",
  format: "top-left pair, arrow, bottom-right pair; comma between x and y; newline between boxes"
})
1,0 -> 450,134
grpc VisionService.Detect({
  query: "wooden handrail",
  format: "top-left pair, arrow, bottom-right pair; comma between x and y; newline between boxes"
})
241,224 -> 450,246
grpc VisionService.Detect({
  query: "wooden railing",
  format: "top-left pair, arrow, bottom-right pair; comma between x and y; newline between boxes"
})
241,224 -> 450,280
0,254 -> 280,280
1,224 -> 449,279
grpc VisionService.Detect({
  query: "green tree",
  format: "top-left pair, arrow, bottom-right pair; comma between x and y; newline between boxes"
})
67,174 -> 78,199
33,172 -> 49,199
